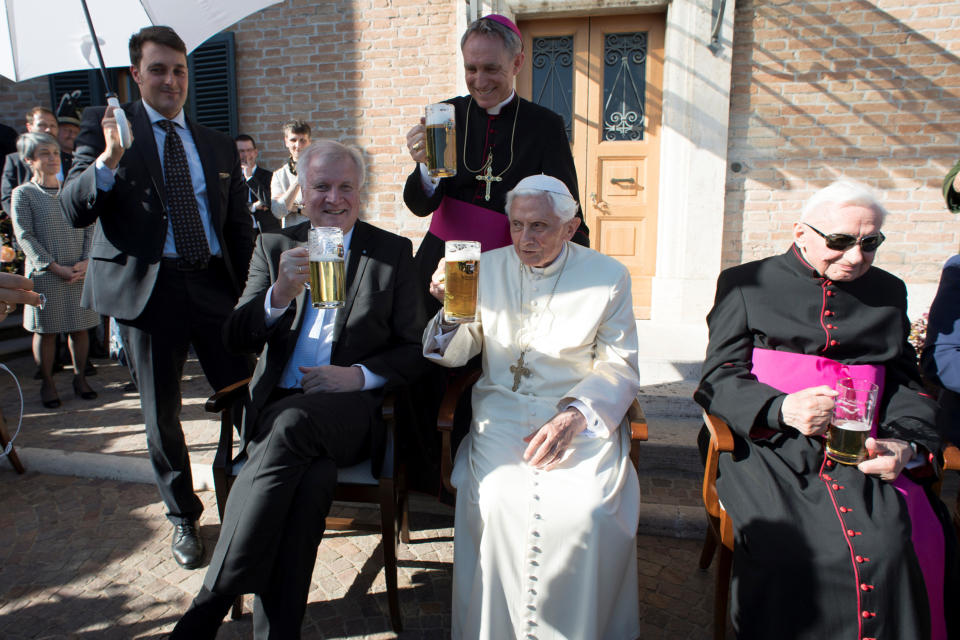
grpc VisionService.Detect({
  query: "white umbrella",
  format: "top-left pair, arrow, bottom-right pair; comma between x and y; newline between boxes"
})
0,0 -> 282,82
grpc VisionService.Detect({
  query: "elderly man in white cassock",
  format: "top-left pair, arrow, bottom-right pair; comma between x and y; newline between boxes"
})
424,174 -> 642,640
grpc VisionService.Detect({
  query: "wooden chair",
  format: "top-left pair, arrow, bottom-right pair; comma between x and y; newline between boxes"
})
698,412 -> 960,640
205,379 -> 409,632
697,413 -> 736,640
436,366 -> 648,495
0,404 -> 24,474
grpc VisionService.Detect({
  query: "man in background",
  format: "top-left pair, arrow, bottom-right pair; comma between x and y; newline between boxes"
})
2,107 -> 65,217
236,134 -> 277,233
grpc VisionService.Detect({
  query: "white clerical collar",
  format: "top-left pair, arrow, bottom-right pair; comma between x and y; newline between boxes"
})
243,164 -> 258,178
143,100 -> 186,129
311,225 -> 355,253
485,91 -> 516,116
523,243 -> 568,277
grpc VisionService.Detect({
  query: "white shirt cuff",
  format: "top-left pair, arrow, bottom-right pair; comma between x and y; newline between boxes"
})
356,364 -> 386,390
564,399 -> 606,438
263,283 -> 290,327
418,163 -> 440,196
94,158 -> 117,191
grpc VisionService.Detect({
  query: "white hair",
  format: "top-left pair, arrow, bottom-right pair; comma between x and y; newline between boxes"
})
800,180 -> 887,223
505,188 -> 579,222
297,139 -> 365,190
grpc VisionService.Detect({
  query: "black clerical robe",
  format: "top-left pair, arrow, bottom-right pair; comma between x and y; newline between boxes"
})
694,245 -> 958,640
403,94 -> 588,294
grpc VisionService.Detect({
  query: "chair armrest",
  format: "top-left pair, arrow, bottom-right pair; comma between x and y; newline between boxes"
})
205,377 -> 252,414
628,399 -> 648,442
437,368 -> 482,432
943,442 -> 960,472
702,412 -> 735,522
437,367 -> 482,495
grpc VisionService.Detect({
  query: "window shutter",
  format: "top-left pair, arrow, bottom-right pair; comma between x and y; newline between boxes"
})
186,32 -> 238,137
48,70 -> 115,111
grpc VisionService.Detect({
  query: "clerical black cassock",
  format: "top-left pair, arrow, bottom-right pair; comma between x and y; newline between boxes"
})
694,245 -> 959,640
403,93 -> 589,300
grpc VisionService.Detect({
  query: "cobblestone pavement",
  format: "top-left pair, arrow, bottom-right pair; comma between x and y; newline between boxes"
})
0,472 -> 717,639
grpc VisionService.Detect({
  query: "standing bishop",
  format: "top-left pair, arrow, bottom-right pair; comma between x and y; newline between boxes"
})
423,174 -> 641,639
404,14 -> 589,308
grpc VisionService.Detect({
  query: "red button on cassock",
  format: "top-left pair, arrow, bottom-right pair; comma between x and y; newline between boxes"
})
833,483 -> 840,490
847,529 -> 855,536
839,507 -> 848,513
825,310 -> 833,316
827,291 -> 835,296
830,339 -> 838,346
856,555 -> 864,563
860,584 -> 873,591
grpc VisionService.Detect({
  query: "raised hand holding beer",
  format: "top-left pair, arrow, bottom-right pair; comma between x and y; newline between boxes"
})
406,117 -> 428,164
271,246 -> 310,309
825,377 -> 877,465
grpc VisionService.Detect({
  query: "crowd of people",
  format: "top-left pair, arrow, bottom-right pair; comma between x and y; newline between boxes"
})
0,13 -> 957,640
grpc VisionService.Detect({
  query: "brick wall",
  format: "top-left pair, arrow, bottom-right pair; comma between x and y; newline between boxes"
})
0,77 -> 51,138
227,0 -> 460,242
724,0 -> 960,285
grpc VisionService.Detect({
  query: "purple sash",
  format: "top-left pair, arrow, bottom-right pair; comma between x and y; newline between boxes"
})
751,348 -> 946,639
428,196 -> 512,252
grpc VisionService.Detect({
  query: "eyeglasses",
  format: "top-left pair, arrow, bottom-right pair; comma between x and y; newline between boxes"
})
803,223 -> 885,252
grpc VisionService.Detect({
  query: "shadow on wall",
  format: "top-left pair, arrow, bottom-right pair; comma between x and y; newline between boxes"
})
724,0 -> 960,266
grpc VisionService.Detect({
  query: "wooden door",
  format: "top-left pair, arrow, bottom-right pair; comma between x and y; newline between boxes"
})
518,14 -> 665,319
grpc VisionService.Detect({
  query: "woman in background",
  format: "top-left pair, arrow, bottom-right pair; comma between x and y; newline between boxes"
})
11,132 -> 99,408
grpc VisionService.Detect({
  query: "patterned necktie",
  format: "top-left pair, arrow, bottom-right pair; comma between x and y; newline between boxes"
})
158,120 -> 210,266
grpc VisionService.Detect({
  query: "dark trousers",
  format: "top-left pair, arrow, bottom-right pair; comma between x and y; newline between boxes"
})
118,259 -> 251,524
175,389 -> 376,638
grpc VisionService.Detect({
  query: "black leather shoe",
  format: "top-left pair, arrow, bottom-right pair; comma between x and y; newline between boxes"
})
171,522 -> 204,569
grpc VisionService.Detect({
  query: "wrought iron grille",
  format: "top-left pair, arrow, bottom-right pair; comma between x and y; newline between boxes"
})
532,36 -> 574,140
603,32 -> 647,141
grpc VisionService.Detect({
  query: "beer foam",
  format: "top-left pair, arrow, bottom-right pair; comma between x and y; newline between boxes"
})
832,420 -> 870,431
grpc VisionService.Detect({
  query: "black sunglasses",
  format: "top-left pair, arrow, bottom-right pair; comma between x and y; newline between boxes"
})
804,223 -> 885,252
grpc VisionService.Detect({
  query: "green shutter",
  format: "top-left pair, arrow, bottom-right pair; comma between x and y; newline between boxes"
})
187,32 -> 238,137
48,70 -> 116,111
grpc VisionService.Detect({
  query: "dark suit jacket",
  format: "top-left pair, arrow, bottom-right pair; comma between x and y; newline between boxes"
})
0,124 -> 16,160
2,151 -> 72,217
60,100 -> 254,320
245,166 -> 279,233
223,219 -> 427,472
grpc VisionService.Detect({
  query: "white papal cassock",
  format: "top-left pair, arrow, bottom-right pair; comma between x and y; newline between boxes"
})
423,242 -> 642,640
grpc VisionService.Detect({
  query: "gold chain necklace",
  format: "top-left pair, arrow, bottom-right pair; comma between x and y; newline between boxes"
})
510,247 -> 569,392
462,96 -> 520,201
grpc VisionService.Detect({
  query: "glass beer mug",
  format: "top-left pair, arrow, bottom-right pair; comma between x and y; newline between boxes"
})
825,377 -> 878,464
443,240 -> 480,324
425,103 -> 457,178
308,227 -> 345,309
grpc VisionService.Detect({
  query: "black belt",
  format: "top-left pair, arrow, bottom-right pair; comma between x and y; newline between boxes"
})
160,255 -> 223,272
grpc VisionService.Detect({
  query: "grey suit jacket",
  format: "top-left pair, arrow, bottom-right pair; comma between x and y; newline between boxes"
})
60,100 -> 254,320
223,219 -> 427,471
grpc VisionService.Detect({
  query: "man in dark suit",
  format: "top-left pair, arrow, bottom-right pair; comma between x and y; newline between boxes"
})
171,139 -> 426,638
235,134 -> 277,234
60,26 -> 254,569
2,107 -> 68,217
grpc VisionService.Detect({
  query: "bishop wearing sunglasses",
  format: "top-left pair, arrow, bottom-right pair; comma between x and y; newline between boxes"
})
695,180 -> 957,639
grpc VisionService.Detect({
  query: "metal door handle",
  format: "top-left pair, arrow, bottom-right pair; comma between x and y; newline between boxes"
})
610,177 -> 636,185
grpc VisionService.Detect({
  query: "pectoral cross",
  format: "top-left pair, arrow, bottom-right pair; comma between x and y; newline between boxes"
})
475,156 -> 502,201
510,351 -> 532,392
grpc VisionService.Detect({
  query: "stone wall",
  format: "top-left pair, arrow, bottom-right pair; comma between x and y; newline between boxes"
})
724,0 -> 960,287
0,77 -> 51,136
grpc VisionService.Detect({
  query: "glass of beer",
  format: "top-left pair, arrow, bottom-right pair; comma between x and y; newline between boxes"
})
425,103 -> 457,178
307,227 -> 345,309
443,240 -> 480,324
825,377 -> 878,465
